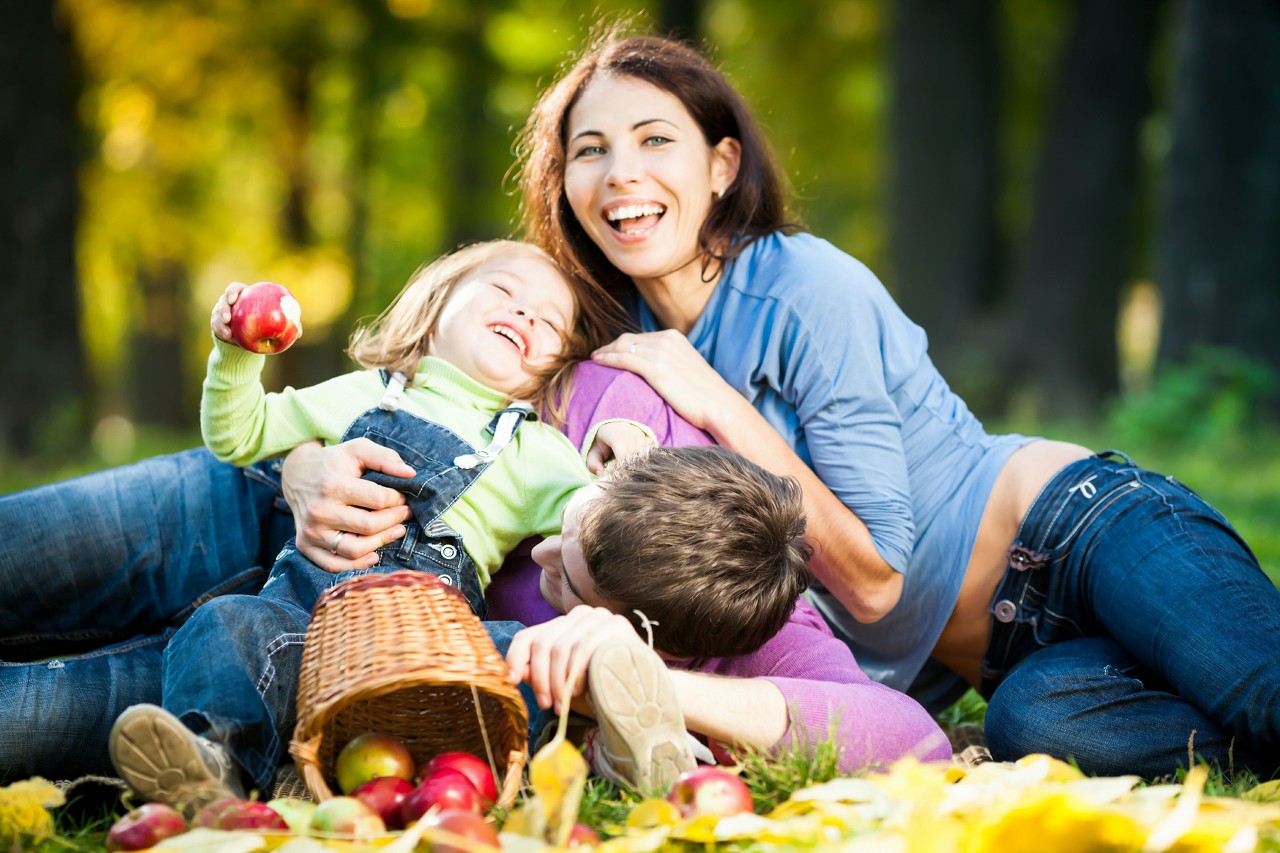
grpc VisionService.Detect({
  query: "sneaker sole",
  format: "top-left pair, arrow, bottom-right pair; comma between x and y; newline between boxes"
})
589,643 -> 695,794
108,704 -> 239,809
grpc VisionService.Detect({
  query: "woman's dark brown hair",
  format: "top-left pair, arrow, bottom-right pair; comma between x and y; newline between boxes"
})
516,30 -> 792,318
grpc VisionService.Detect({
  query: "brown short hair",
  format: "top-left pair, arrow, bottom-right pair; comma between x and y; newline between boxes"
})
516,29 -> 794,314
578,446 -> 810,658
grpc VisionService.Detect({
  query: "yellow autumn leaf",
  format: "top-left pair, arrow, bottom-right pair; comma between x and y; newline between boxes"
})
964,790 -> 1143,853
502,797 -> 548,839
1243,780 -> 1280,804
527,705 -> 588,848
0,777 -> 64,845
623,798 -> 682,830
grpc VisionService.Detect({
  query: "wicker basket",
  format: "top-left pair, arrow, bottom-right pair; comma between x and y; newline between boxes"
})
289,571 -> 528,808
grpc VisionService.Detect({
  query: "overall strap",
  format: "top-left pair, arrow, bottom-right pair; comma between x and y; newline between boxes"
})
376,370 -> 410,412
453,403 -> 536,470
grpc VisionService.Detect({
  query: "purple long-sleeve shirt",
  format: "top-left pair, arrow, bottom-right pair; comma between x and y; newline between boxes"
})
486,362 -> 951,770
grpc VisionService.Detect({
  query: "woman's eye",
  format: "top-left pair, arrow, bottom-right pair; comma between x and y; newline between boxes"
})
573,144 -> 605,158
491,282 -> 511,295
643,135 -> 672,147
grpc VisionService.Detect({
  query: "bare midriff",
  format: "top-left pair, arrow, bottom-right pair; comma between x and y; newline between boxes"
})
931,440 -> 1093,687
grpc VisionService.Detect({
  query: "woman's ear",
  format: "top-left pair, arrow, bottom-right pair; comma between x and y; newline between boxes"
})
711,137 -> 742,196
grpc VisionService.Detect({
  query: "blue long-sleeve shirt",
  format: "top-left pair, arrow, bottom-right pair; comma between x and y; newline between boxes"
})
633,231 -> 1033,695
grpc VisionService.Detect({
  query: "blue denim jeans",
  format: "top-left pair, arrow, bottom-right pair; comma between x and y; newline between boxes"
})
0,449 -> 293,782
981,451 -> 1280,778
1,443 -> 546,787
164,404 -> 530,793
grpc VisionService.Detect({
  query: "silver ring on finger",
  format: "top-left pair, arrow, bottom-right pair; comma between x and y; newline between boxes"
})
329,531 -> 346,554
628,343 -> 638,355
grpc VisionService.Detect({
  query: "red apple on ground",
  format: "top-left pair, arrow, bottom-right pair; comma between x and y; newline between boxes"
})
421,751 -> 498,804
265,797 -> 317,832
401,769 -> 485,825
308,795 -> 386,839
335,732 -> 415,794
666,766 -> 754,818
567,822 -> 601,848
419,808 -> 500,853
105,803 -> 188,851
351,776 -> 415,829
208,799 -> 288,831
192,797 -> 241,828
229,281 -> 303,354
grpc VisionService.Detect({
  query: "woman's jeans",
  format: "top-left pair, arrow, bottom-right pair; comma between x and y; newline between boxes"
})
980,451 -> 1280,778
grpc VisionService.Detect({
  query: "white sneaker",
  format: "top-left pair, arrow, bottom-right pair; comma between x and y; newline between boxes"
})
109,704 -> 243,812
587,642 -> 695,794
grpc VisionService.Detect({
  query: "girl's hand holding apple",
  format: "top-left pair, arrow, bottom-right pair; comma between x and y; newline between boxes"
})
211,280 -> 303,354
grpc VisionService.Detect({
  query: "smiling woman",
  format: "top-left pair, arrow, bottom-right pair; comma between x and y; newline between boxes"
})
515,31 -> 1280,780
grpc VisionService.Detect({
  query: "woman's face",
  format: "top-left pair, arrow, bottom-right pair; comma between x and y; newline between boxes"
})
562,74 -> 740,288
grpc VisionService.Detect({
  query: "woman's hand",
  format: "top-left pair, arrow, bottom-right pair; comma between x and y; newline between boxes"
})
591,330 -> 741,431
210,281 -> 249,344
584,421 -> 654,474
506,605 -> 644,715
281,440 -> 415,573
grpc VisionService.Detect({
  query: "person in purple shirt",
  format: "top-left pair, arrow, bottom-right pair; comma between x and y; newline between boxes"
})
489,362 -> 951,785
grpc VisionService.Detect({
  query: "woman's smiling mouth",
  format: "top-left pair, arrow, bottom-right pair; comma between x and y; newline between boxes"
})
605,202 -> 666,234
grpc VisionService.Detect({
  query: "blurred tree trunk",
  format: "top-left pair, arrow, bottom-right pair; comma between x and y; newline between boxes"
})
129,259 -> 189,427
887,0 -> 1001,412
0,0 -> 85,462
440,12 -> 505,251
273,32 -> 328,392
1157,0 -> 1280,387
1008,0 -> 1161,417
657,0 -> 704,40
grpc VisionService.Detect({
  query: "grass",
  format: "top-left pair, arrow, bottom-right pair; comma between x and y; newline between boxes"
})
5,389 -> 1280,849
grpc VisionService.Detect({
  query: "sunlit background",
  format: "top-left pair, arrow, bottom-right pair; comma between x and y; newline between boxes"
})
4,0 -> 1279,545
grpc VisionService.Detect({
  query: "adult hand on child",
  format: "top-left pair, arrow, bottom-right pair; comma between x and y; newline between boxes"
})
281,440 -> 415,573
506,605 -> 646,715
592,330 -> 741,432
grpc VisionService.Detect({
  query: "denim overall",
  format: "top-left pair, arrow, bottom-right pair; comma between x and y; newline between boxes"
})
978,451 -> 1280,778
156,375 -> 538,792
261,373 -> 535,619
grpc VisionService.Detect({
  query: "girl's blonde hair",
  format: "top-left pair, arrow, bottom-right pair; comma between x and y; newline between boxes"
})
346,240 -> 587,425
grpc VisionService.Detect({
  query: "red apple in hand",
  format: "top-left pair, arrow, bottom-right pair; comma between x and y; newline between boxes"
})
422,751 -> 498,804
335,732 -> 415,794
106,803 -> 188,851
418,809 -> 500,853
401,769 -> 485,825
229,281 -> 302,354
666,766 -> 754,818
352,776 -> 415,829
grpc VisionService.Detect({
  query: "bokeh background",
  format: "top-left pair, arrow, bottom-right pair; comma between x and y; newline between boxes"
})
3,0 -> 1279,577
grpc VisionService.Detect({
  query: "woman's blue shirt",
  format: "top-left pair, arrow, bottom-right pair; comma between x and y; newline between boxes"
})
634,231 -> 1033,692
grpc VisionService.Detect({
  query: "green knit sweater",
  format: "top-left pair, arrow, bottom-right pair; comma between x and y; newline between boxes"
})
200,340 -> 592,586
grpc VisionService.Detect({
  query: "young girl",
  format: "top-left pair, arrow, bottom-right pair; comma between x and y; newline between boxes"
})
202,238 -> 649,614
107,240 -> 650,807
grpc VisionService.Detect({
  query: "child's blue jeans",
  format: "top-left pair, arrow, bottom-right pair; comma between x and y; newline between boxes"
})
981,451 -> 1280,778
162,405 -> 528,793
